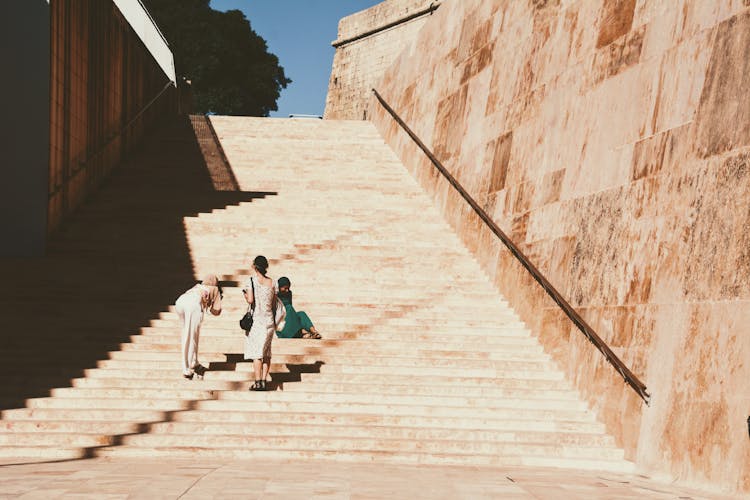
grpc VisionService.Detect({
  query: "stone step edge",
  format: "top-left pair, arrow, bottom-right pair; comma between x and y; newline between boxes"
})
0,421 -> 606,435
45,388 -> 582,406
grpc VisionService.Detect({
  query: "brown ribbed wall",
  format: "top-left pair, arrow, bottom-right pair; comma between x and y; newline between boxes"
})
49,0 -> 175,235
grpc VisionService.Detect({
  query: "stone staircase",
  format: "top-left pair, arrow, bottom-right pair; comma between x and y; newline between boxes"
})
0,116 -> 634,472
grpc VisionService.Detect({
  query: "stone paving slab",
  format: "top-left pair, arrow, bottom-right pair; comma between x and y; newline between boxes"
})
0,458 -> 739,499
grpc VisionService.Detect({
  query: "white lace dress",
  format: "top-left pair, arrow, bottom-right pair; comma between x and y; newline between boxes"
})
243,276 -> 281,361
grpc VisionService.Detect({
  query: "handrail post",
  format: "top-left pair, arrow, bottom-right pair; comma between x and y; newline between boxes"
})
371,88 -> 650,405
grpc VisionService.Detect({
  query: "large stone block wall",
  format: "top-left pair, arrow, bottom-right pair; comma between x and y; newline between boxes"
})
323,0 -> 439,120
368,0 -> 750,494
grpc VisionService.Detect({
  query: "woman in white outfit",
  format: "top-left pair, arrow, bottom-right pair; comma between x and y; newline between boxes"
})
175,274 -> 222,379
243,256 -> 285,391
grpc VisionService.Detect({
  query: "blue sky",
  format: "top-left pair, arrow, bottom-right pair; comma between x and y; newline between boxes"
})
210,1 -> 382,117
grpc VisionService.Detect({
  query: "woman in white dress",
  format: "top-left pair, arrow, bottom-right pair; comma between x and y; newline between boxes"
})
243,256 -> 285,391
175,274 -> 222,379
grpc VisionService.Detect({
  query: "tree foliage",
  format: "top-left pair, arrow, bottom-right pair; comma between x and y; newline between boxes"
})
143,0 -> 291,115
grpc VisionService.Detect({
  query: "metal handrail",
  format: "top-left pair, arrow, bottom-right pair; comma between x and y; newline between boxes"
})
372,88 -> 650,405
332,2 -> 441,48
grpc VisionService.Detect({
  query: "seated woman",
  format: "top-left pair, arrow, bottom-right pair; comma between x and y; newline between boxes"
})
275,276 -> 321,339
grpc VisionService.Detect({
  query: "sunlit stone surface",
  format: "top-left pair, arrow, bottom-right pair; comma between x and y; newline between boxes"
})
369,0 -> 750,494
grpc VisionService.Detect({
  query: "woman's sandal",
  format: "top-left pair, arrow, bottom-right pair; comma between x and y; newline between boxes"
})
301,329 -> 321,339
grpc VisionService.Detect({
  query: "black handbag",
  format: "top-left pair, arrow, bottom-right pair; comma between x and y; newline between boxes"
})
239,278 -> 255,331
239,310 -> 253,331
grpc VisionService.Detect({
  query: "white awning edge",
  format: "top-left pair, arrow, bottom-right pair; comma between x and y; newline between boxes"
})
112,0 -> 176,84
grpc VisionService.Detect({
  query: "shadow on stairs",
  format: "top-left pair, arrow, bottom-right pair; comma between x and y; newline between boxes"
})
0,116 -> 275,411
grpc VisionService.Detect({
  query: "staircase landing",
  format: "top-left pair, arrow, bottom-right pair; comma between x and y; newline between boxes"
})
0,458 -> 729,499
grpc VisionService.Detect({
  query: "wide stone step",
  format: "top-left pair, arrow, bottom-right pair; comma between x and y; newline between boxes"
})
168,305 -> 513,317
218,390 -> 584,411
46,387 -> 584,412
0,432 -> 113,448
80,367 -> 293,381
306,370 -> 570,386
69,377 -> 251,392
110,433 -> 624,459
0,446 -> 85,460
0,420 -> 144,435
116,343 -> 548,361
90,445 -> 634,471
67,377 -> 574,398
189,400 -> 592,421
0,409 -> 604,435
135,329 -> 535,344
130,334 -> 541,349
89,359 -> 558,379
163,408 -> 606,433
42,363 -> 569,390
11,395 -> 594,421
70,373 -> 570,391
0,409 -> 611,438
0,408 -> 168,421
105,351 -> 553,370
177,297 -> 511,310
144,320 -> 529,336
188,214 -> 446,226
142,422 -> 614,446
22,397 -> 190,411
156,312 -> 520,326
50,387 -> 219,401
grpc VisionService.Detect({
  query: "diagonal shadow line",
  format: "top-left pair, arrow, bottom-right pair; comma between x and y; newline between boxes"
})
80,396 -> 226,459
217,226 -> 369,285
0,358 -> 329,464
0,116 -> 280,413
77,358 -> 328,457
219,215 -> 462,360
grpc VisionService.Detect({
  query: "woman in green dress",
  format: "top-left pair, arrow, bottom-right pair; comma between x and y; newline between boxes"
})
275,276 -> 322,339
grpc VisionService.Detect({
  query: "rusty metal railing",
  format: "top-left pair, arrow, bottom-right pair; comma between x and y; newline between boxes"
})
372,88 -> 650,405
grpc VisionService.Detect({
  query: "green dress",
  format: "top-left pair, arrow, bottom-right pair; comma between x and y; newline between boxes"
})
275,291 -> 314,338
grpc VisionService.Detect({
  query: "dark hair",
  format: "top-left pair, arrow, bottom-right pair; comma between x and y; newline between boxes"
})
278,276 -> 291,288
253,255 -> 269,276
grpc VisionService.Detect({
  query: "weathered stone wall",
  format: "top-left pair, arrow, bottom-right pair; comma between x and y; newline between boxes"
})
323,0 -> 438,120
369,0 -> 750,494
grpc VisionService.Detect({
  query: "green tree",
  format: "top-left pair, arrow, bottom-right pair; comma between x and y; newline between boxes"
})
144,0 -> 291,115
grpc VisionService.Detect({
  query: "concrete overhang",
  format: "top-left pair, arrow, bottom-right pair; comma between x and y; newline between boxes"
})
112,0 -> 176,83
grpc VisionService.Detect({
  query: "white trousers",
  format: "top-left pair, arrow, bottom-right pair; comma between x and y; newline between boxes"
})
175,294 -> 204,376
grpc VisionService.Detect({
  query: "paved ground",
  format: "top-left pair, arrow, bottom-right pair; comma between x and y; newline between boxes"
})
0,458 -> 739,499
